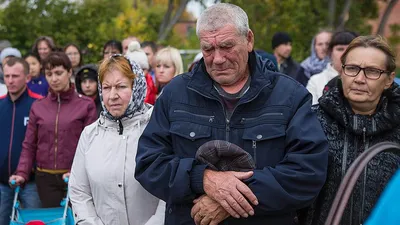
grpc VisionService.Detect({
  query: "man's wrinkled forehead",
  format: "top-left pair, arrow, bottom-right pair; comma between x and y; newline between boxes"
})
199,26 -> 243,47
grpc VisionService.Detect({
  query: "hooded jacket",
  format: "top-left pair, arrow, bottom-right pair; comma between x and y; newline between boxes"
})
69,56 -> 165,225
75,64 -> 102,116
303,81 -> 400,225
15,84 -> 98,181
135,51 -> 328,225
69,106 -> 164,225
0,88 -> 42,184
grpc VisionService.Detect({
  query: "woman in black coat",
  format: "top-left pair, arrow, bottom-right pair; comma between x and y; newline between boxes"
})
303,35 -> 400,225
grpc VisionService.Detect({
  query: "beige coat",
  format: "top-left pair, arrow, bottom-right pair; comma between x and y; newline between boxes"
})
69,105 -> 165,225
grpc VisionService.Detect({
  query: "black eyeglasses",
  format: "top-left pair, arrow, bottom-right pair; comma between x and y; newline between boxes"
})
342,64 -> 390,80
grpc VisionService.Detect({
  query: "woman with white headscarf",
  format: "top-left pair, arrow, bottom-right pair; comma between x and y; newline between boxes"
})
68,55 -> 165,225
296,31 -> 332,86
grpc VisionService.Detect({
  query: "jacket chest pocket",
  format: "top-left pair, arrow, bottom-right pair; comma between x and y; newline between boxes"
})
242,124 -> 286,168
170,121 -> 211,157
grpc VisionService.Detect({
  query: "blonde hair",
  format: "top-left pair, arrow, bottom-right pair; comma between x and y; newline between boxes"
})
155,46 -> 183,77
98,55 -> 136,86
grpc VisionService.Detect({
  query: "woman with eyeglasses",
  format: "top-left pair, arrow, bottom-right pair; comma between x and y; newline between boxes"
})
300,36 -> 400,225
68,55 -> 165,225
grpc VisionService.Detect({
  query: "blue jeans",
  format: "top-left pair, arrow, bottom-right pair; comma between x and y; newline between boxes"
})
0,182 -> 41,224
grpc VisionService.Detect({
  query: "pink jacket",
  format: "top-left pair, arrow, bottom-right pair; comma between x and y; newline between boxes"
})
16,85 -> 97,181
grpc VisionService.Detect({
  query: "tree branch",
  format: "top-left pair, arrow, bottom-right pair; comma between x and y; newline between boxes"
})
377,0 -> 399,35
158,0 -> 174,36
328,0 -> 336,29
158,0 -> 189,42
336,0 -> 352,31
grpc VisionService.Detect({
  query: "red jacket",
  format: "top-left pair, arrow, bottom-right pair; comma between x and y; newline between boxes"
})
16,85 -> 97,181
144,72 -> 157,105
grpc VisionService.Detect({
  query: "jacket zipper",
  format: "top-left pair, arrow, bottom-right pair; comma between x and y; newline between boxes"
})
241,112 -> 284,123
54,94 -> 61,169
341,130 -> 348,180
8,103 -> 16,177
173,110 -> 215,122
360,127 -> 369,224
349,115 -> 359,225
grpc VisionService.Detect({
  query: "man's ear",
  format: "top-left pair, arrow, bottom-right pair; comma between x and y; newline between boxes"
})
25,73 -> 31,83
247,30 -> 255,52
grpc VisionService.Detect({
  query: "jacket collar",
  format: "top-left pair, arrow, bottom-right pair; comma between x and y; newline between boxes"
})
5,86 -> 29,103
48,83 -> 76,102
319,80 -> 400,135
98,104 -> 153,131
187,51 -> 274,102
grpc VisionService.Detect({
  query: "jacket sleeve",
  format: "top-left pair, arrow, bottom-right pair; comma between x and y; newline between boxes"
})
246,86 -> 328,215
144,200 -> 166,225
69,128 -> 105,225
135,88 -> 207,203
84,100 -> 98,126
16,104 -> 39,181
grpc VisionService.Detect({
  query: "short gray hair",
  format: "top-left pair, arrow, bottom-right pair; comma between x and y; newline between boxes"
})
196,3 -> 249,37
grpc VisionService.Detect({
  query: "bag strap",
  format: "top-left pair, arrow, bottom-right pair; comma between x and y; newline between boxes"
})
325,142 -> 400,225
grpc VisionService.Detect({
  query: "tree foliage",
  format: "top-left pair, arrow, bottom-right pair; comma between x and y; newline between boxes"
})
220,0 -> 379,62
0,0 -> 198,63
0,0 -> 387,65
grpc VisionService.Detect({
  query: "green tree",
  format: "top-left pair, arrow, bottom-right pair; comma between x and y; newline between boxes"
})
0,0 -> 200,64
220,0 -> 379,62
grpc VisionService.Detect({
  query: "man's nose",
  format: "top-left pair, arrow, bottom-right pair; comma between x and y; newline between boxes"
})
213,49 -> 226,64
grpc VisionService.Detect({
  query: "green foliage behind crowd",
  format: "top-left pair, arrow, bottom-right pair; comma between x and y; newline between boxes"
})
0,0 -> 394,66
0,0 -> 200,64
223,0 -> 379,62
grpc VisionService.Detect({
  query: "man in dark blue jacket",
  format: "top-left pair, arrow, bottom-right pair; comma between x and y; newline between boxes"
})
0,57 -> 42,224
135,3 -> 328,225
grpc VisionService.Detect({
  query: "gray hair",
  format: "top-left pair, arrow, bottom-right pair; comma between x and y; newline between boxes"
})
196,3 -> 249,37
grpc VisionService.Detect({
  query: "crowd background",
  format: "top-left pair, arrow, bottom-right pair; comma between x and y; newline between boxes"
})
0,1 -> 400,225
0,0 -> 399,72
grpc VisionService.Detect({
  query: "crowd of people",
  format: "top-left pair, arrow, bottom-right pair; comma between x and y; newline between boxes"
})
0,2 -> 399,225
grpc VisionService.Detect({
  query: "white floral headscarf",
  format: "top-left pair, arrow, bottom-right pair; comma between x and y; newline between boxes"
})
98,54 -> 147,121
